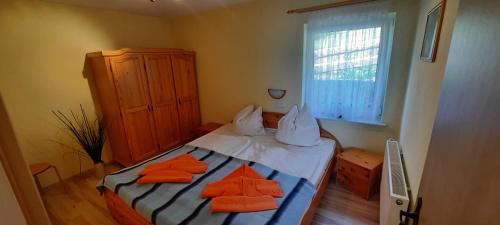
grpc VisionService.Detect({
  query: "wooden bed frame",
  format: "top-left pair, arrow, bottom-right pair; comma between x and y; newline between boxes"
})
104,112 -> 343,225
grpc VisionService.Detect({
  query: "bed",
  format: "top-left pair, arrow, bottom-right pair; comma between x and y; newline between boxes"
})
99,112 -> 343,225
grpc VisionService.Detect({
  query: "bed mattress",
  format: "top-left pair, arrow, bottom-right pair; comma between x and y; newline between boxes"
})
188,124 -> 336,186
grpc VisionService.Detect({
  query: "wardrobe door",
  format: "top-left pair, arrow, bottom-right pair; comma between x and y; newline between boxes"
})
144,55 -> 181,151
171,54 -> 201,142
110,54 -> 159,161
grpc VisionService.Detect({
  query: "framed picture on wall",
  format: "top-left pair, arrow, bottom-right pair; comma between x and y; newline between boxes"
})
420,0 -> 446,62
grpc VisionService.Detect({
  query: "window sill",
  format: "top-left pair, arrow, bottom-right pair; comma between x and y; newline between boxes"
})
317,117 -> 387,127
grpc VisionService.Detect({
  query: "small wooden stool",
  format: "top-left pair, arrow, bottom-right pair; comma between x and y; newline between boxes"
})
30,163 -> 65,194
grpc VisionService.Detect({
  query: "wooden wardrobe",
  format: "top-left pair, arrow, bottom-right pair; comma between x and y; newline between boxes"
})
87,48 -> 201,166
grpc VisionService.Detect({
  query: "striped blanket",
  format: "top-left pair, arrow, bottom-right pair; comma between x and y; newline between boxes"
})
98,145 -> 316,225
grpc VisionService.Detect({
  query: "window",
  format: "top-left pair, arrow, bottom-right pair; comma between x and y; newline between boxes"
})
303,8 -> 395,125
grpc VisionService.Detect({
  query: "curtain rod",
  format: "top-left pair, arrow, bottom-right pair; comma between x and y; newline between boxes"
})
287,0 -> 377,14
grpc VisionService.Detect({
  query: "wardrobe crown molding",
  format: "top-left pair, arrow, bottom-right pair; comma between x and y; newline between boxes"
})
87,48 -> 195,58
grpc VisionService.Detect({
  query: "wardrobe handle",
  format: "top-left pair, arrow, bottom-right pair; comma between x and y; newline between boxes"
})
177,98 -> 181,105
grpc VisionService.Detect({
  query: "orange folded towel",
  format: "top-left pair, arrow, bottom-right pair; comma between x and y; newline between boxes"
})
139,160 -> 208,175
223,164 -> 265,180
137,153 -> 207,184
202,163 -> 283,213
211,196 -> 278,213
137,170 -> 192,184
202,177 -> 283,198
139,154 -> 208,176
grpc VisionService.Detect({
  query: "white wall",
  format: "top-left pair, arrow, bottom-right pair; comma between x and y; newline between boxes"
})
399,0 -> 460,203
172,0 -> 419,153
0,0 -> 173,187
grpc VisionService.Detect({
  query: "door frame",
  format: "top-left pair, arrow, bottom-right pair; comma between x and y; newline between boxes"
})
0,95 -> 52,225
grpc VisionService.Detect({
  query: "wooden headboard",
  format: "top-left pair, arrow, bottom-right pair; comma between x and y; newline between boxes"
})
262,112 -> 343,154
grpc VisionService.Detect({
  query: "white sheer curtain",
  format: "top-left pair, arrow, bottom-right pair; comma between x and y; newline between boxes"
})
303,2 -> 395,124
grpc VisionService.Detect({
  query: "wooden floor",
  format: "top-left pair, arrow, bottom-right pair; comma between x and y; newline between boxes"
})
312,179 -> 379,225
42,164 -> 379,225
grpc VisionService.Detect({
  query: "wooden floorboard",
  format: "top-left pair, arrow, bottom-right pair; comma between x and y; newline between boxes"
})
42,163 -> 379,225
312,179 -> 379,225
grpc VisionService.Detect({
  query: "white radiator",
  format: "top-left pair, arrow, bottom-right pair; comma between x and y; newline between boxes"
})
380,139 -> 409,225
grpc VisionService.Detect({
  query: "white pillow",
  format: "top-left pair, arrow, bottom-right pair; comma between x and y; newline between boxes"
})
275,104 -> 321,146
233,105 -> 266,136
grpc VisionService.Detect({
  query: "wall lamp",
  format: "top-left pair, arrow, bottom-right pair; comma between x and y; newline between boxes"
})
267,89 -> 287,99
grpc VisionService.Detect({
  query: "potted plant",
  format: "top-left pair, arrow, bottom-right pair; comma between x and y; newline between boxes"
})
52,105 -> 106,178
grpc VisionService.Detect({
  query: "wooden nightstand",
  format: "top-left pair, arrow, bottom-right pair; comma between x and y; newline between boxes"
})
194,123 -> 223,138
337,148 -> 383,200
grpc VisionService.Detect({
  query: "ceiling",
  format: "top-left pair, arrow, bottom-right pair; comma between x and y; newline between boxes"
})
44,0 -> 253,17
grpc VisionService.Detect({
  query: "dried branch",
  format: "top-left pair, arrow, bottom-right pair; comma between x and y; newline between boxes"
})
52,105 -> 106,164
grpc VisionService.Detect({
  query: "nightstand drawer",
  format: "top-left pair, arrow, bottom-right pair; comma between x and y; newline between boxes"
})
337,172 -> 370,197
338,159 -> 370,180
